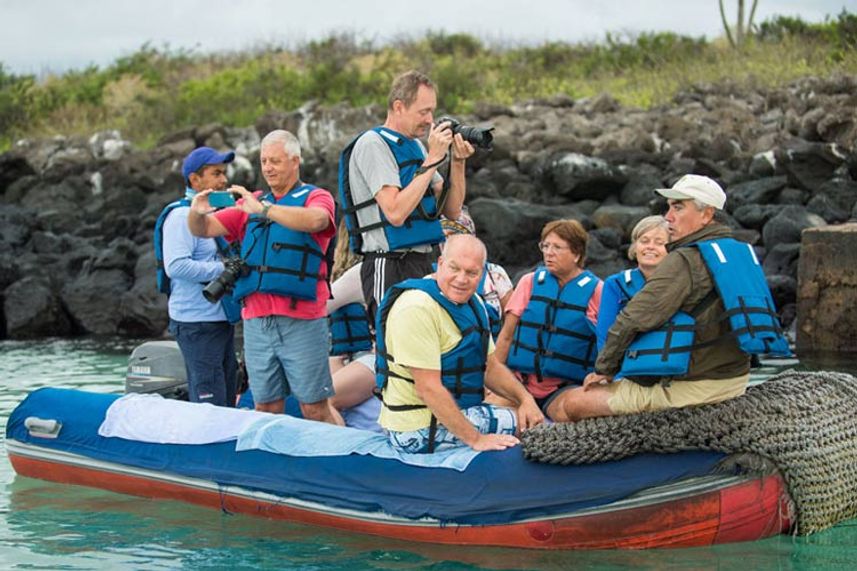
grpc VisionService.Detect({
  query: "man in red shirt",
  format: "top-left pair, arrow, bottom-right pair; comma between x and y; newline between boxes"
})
188,130 -> 342,425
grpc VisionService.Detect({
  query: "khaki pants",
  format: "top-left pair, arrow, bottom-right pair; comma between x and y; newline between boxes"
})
605,373 -> 750,415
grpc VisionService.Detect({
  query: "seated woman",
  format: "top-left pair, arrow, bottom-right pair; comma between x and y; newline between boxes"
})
596,215 -> 670,351
491,219 -> 602,421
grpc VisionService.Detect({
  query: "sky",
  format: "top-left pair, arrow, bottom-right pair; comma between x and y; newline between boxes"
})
1,0 -> 854,75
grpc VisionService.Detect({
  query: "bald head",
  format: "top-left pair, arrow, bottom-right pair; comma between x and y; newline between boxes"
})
443,234 -> 487,265
436,235 -> 487,304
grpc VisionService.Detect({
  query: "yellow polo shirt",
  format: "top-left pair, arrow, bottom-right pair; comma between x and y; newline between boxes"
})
378,289 -> 494,432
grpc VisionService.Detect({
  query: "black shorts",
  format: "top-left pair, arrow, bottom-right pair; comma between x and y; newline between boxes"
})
361,251 -> 435,326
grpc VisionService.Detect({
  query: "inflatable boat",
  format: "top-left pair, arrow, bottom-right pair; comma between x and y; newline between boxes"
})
6,385 -> 791,550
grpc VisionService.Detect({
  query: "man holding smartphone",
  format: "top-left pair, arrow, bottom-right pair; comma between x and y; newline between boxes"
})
153,146 -> 240,407
187,130 -> 343,426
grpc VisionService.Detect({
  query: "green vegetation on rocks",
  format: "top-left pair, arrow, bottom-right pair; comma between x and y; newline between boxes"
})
1,10 -> 855,150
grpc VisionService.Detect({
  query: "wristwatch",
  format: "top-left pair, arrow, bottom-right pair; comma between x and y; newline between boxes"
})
260,200 -> 273,218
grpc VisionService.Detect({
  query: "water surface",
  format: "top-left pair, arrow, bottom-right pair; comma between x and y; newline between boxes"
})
1,338 -> 855,570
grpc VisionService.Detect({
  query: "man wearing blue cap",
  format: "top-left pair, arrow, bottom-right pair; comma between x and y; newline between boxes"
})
153,146 -> 241,407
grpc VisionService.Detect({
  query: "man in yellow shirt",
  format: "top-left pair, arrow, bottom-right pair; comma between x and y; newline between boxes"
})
376,234 -> 544,453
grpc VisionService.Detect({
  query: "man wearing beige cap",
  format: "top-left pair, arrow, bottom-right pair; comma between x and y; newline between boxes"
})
549,174 -> 788,421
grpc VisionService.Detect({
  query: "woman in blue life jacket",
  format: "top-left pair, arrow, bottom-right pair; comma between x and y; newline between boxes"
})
595,216 -> 670,351
490,219 -> 603,420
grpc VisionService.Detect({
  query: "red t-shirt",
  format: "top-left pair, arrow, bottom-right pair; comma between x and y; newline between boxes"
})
214,189 -> 336,320
505,271 -> 603,399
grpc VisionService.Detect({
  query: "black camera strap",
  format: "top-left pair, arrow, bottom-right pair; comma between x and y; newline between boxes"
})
418,154 -> 452,221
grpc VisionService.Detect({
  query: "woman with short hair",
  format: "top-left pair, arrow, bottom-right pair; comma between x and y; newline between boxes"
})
492,219 -> 603,421
595,215 -> 670,351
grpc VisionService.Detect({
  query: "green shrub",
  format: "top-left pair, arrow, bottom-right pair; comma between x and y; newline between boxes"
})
0,70 -> 33,146
176,60 -> 306,126
3,10 -> 854,150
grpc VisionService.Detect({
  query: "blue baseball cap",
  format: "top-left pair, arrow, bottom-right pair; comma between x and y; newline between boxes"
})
182,147 -> 235,183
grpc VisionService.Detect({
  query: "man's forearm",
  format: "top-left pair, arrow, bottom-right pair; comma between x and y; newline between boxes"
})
382,170 -> 438,226
484,357 -> 529,405
187,209 -> 210,237
413,371 -> 481,446
266,205 -> 330,233
422,385 -> 481,446
440,159 -> 466,219
166,257 -> 224,283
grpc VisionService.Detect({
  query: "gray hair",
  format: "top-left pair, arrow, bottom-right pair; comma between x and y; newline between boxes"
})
690,198 -> 709,211
261,130 -> 302,161
690,198 -> 726,224
388,70 -> 435,110
628,215 -> 670,261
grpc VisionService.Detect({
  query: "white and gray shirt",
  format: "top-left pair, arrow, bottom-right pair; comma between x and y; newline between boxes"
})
348,130 -> 443,253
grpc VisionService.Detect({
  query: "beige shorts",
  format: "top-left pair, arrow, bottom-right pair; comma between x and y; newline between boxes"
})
605,373 -> 750,415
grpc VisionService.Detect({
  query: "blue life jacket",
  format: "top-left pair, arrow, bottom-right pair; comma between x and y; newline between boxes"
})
329,303 -> 373,356
617,311 -> 697,378
431,261 -> 503,338
695,238 -> 791,356
338,126 -> 445,253
616,268 -> 646,304
508,267 -> 599,385
232,184 -> 327,302
153,197 -> 242,323
375,279 -> 490,412
617,237 -> 791,379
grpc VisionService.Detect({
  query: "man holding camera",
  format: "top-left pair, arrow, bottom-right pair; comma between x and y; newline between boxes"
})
154,146 -> 240,407
187,130 -> 342,425
339,70 -> 476,324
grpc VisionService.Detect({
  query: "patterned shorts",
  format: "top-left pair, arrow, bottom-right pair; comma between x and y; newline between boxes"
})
387,405 -> 517,454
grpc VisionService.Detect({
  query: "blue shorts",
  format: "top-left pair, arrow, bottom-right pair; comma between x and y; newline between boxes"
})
243,315 -> 334,405
169,319 -> 237,407
387,405 -> 517,454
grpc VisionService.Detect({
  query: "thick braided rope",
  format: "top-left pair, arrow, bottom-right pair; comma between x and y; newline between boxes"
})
521,370 -> 857,535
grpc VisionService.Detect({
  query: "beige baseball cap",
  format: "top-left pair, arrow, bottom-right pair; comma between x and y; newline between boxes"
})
655,174 -> 726,210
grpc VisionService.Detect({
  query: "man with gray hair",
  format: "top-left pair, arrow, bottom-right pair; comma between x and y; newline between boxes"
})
553,174 -> 789,422
339,70 -> 476,324
188,129 -> 342,425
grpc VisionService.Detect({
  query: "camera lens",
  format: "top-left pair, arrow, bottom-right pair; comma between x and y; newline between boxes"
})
202,277 -> 228,303
457,125 -> 494,149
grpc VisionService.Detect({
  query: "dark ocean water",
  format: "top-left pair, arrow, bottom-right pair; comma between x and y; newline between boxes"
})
1,338 -> 855,570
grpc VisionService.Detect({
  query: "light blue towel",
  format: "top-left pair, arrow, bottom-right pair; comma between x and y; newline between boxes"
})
235,415 -> 480,471
341,397 -> 383,433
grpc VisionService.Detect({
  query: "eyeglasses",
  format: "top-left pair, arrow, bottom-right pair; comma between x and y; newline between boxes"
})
538,242 -> 570,253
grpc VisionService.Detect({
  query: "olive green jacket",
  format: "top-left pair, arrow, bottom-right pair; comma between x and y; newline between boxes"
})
595,222 -> 750,382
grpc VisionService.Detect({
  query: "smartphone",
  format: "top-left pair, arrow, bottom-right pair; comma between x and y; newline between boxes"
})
208,191 -> 238,208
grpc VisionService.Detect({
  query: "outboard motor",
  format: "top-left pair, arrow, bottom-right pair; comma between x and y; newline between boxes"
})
125,341 -> 189,400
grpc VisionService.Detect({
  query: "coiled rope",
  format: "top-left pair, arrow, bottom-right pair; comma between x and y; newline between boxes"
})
521,370 -> 857,534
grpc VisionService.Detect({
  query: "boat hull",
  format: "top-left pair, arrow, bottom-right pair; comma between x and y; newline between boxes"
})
8,439 -> 791,550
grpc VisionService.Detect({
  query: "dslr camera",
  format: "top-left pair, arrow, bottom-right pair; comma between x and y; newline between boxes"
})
203,257 -> 247,303
436,116 -> 494,150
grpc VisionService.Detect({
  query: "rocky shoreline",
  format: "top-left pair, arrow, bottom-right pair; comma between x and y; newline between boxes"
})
1,75 -> 856,340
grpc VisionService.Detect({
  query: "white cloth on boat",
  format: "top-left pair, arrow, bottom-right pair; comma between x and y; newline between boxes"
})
236,415 -> 480,471
98,393 -> 271,444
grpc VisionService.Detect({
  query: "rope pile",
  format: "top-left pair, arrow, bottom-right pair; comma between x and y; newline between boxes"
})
521,370 -> 857,534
